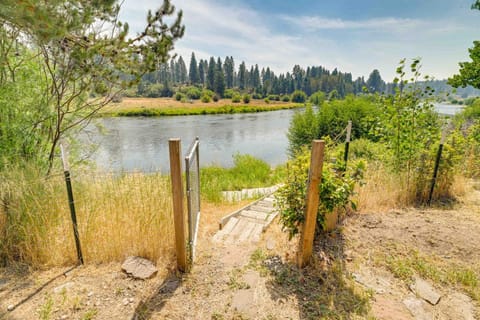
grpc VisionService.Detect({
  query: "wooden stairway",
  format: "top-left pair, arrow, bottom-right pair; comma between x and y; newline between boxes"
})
213,195 -> 278,243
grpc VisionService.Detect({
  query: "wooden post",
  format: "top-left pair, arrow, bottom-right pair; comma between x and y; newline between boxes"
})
298,140 -> 325,268
428,130 -> 447,206
344,120 -> 352,166
60,144 -> 84,265
169,139 -> 188,272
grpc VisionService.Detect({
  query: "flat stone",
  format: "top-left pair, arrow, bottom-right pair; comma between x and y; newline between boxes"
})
352,269 -> 391,294
410,278 -> 441,305
121,256 -> 158,280
436,292 -> 475,320
266,238 -> 275,250
403,296 -> 433,320
7,304 -> 14,311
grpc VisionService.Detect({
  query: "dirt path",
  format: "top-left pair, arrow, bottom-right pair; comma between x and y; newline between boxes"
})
1,182 -> 479,319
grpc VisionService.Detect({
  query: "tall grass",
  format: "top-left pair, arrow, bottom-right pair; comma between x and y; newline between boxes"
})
0,166 -> 174,268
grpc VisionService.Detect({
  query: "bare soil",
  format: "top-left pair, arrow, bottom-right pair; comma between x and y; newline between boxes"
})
1,182 -> 479,319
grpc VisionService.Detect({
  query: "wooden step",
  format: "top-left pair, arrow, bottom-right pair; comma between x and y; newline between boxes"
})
239,210 -> 269,221
249,205 -> 274,213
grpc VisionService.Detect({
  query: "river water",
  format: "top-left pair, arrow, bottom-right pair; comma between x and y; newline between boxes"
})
84,108 -> 302,172
83,103 -> 463,172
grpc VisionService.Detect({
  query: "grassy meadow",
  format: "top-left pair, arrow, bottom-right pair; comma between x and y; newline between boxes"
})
100,97 -> 305,116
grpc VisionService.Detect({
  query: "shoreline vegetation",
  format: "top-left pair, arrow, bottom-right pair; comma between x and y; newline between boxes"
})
100,97 -> 307,117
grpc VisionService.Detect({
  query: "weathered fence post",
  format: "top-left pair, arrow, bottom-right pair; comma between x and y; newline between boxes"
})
344,120 -> 352,167
60,144 -> 84,265
169,138 -> 188,272
298,140 -> 325,268
428,130 -> 447,205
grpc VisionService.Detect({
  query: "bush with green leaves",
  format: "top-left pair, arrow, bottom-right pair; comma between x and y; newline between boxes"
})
291,90 -> 307,103
309,91 -> 326,106
224,88 -> 239,99
232,94 -> 241,103
275,147 -> 364,239
174,92 -> 184,101
281,95 -> 290,102
242,94 -> 251,104
186,86 -> 202,100
287,96 -> 379,155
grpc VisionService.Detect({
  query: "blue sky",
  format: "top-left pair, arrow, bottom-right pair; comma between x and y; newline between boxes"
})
119,0 -> 480,81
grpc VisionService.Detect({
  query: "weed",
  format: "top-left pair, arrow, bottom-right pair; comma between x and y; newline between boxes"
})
81,308 -> 98,320
227,268 -> 250,290
38,295 -> 54,320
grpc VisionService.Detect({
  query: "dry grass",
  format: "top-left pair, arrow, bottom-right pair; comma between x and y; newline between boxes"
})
0,166 -> 257,269
102,97 -> 297,113
355,163 -> 467,212
0,170 -> 175,268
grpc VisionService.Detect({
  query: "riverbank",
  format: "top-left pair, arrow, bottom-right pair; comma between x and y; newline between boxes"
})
100,97 -> 306,116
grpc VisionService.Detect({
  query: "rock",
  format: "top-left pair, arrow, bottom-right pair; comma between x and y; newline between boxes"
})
123,298 -> 130,306
410,278 -> 441,305
436,292 -> 475,320
352,269 -> 391,294
403,296 -> 433,320
121,256 -> 158,280
266,238 -> 275,250
87,291 -> 94,297
7,304 -> 14,311
60,315 -> 68,320
53,282 -> 75,294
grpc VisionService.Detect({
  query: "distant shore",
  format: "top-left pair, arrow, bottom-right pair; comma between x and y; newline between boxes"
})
100,97 -> 307,116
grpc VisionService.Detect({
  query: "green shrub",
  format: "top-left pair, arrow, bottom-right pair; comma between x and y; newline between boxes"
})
201,94 -> 211,103
213,95 -> 219,102
242,94 -> 251,104
252,93 -> 263,99
232,94 -> 241,103
268,94 -> 280,101
186,87 -> 202,100
281,95 -> 290,102
275,147 -> 364,238
309,91 -> 326,106
264,98 -> 270,104
174,92 -> 184,101
224,89 -> 238,99
290,90 -> 307,103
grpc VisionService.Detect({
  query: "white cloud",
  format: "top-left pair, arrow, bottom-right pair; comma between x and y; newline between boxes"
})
280,15 -> 425,32
118,0 -> 480,81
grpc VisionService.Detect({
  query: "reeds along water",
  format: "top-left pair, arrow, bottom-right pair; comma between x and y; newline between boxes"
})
0,168 -> 175,269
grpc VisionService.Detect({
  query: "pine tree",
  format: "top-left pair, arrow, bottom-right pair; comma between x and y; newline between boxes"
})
189,52 -> 199,84
207,56 -> 216,91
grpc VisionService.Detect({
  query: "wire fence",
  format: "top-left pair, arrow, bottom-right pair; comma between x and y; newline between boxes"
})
0,167 -> 175,267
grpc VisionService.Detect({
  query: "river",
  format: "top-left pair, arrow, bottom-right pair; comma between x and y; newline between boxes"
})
83,103 -> 463,172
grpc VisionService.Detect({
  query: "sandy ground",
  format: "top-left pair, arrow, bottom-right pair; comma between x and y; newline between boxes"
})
1,181 -> 479,319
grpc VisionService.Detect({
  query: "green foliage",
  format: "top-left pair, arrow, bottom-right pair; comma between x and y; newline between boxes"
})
449,40 -> 480,89
231,94 -> 241,103
201,154 -> 284,202
186,87 -> 202,100
264,98 -> 270,104
281,95 -> 290,102
275,147 -> 364,239
309,91 -> 326,106
174,92 -> 184,101
242,94 -> 251,104
268,94 -> 280,101
223,88 -> 238,99
287,95 -> 379,154
290,90 -> 307,103
0,0 -> 184,172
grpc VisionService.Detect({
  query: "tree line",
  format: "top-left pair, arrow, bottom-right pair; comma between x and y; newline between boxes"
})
134,52 -> 388,99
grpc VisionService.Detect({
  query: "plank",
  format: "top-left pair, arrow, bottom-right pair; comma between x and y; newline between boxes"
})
249,205 -> 274,213
250,223 -> 264,243
212,217 -> 239,242
238,221 -> 257,242
239,210 -> 268,221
